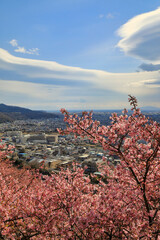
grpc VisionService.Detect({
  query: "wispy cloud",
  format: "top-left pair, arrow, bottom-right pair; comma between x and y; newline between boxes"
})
9,39 -> 39,55
9,39 -> 18,47
0,48 -> 160,95
106,13 -> 114,19
99,13 -> 114,19
117,7 -> 160,63
14,47 -> 39,55
99,14 -> 104,19
0,48 -> 160,109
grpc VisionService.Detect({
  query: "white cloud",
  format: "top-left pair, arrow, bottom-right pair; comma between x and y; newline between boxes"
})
99,14 -> 104,18
9,39 -> 18,47
14,46 -> 39,55
0,78 -> 159,110
0,48 -> 160,98
106,13 -> 114,19
27,48 -> 39,55
9,39 -> 39,55
14,47 -> 28,54
0,79 -> 105,110
99,13 -> 114,19
0,79 -> 63,100
117,7 -> 160,63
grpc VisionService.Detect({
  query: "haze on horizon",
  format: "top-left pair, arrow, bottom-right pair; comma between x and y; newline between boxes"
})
0,0 -> 160,111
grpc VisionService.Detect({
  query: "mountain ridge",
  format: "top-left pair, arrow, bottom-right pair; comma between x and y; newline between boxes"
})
0,103 -> 59,123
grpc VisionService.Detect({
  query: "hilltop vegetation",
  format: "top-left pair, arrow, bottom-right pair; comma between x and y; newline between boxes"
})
0,112 -> 13,123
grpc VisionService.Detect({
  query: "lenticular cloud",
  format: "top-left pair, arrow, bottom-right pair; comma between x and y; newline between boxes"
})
117,8 -> 160,63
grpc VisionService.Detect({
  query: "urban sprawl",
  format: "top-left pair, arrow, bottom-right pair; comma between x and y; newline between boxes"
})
1,110 -> 159,176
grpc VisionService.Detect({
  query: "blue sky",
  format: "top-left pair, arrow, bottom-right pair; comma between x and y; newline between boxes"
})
1,0 -> 160,110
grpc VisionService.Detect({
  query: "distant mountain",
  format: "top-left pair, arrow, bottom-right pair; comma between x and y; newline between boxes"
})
0,103 -> 59,123
141,106 -> 160,112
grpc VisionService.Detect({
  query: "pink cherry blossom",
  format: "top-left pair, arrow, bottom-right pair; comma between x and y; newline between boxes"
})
0,95 -> 159,239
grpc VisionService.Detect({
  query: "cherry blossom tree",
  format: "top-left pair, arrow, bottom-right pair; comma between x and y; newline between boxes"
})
0,95 -> 159,239
58,95 -> 160,239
